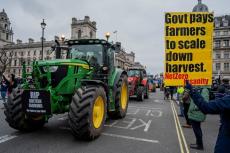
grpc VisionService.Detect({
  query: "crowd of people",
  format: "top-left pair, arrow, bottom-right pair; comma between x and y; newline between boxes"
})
0,74 -> 18,108
165,79 -> 230,152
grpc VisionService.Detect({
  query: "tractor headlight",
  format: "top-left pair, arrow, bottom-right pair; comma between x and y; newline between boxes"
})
43,66 -> 58,73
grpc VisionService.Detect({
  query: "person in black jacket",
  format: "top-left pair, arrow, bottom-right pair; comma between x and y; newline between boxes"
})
3,74 -> 17,95
185,82 -> 230,153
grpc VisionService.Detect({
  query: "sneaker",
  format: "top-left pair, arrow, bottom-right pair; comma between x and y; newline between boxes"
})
190,144 -> 204,150
182,124 -> 192,128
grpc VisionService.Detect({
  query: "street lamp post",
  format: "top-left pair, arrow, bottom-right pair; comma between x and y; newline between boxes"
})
105,32 -> 110,41
41,19 -> 46,60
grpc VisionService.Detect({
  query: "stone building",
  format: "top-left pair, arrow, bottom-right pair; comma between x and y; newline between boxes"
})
0,10 -> 137,77
71,16 -> 96,39
192,0 -> 208,12
213,15 -> 230,79
0,9 -> 13,47
192,1 -> 230,79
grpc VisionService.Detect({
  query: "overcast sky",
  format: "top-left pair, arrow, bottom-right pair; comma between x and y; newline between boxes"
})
1,0 -> 229,74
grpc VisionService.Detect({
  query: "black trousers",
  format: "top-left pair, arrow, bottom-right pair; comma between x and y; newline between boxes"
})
190,120 -> 203,147
183,103 -> 191,125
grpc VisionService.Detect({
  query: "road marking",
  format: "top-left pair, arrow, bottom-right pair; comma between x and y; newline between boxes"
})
170,101 -> 184,153
171,101 -> 190,153
59,127 -> 159,143
102,133 -> 159,143
128,106 -> 161,110
0,135 -> 17,144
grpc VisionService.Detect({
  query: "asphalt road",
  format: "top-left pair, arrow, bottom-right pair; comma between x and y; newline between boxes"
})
0,90 -> 219,153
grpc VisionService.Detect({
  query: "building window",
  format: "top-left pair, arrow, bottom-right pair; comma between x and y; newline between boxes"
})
215,21 -> 220,27
224,52 -> 229,59
78,30 -> 81,39
216,63 -> 221,71
223,21 -> 229,27
6,33 -> 8,40
90,31 -> 93,38
215,31 -> 220,36
34,50 -> 36,56
14,60 -> 17,66
216,53 -> 221,59
215,40 -> 221,48
14,52 -> 17,57
223,40 -> 229,47
21,52 -> 24,56
224,63 -> 229,71
28,51 -> 30,56
13,69 -> 16,74
18,69 -> 21,76
40,50 -> 42,55
223,31 -> 228,36
27,69 -> 29,73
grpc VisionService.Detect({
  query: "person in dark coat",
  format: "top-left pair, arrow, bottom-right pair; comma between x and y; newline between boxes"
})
3,74 -> 17,95
185,82 -> 230,153
0,79 -> 8,103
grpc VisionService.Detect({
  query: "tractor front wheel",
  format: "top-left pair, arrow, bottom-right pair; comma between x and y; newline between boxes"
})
68,86 -> 107,140
4,89 -> 45,131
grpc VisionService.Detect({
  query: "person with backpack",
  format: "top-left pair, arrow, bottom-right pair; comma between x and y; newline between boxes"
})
188,86 -> 209,150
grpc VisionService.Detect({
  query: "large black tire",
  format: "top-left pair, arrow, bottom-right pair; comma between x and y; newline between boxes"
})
137,86 -> 144,101
108,75 -> 129,119
4,89 -> 45,131
144,86 -> 149,99
68,86 -> 107,140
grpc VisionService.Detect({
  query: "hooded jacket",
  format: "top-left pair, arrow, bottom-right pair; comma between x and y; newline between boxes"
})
188,87 -> 209,122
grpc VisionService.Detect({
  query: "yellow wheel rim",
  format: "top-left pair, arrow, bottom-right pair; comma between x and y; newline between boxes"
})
93,96 -> 105,129
120,82 -> 128,110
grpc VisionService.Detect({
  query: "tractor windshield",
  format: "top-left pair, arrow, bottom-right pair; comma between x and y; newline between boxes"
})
70,44 -> 103,66
128,70 -> 140,77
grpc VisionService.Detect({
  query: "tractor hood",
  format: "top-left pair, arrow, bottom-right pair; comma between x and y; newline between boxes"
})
37,59 -> 90,69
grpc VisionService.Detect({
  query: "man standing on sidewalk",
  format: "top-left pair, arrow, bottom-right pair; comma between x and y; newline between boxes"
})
182,87 -> 192,128
0,79 -> 8,108
188,86 -> 209,150
177,86 -> 184,117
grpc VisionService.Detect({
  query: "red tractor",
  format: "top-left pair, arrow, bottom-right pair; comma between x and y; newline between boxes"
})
128,67 -> 149,101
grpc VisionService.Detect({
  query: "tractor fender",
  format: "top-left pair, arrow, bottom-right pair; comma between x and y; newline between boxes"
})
81,80 -> 108,93
113,69 -> 128,89
141,78 -> 148,87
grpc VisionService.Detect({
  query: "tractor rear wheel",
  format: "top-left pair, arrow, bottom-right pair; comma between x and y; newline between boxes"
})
108,74 -> 129,119
137,86 -> 144,101
4,89 -> 45,131
68,86 -> 107,140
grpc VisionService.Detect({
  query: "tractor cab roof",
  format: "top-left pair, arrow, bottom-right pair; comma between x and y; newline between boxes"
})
65,39 -> 110,46
128,67 -> 146,71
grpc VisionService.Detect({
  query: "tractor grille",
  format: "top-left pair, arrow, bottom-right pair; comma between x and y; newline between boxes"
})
39,65 -> 68,88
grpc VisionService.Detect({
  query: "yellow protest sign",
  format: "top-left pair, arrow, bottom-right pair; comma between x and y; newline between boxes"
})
164,12 -> 214,86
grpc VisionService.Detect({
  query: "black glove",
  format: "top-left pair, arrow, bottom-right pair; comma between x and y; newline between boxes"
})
185,80 -> 192,91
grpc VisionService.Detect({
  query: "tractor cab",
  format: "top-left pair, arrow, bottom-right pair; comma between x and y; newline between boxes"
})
128,67 -> 149,101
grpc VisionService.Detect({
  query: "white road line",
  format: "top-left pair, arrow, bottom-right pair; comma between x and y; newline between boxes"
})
0,135 -> 17,144
128,106 -> 161,110
102,133 -> 159,143
59,127 -> 159,144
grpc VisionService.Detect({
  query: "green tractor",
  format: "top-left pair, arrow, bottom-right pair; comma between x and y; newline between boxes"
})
4,39 -> 129,140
